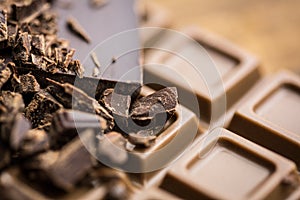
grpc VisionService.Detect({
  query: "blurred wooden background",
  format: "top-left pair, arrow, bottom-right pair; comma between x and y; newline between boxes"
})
151,0 -> 300,75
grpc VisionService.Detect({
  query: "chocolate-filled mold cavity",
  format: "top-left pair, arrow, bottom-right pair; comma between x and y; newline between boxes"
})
92,86 -> 200,175
144,27 -> 261,127
161,128 -> 299,200
229,71 -> 300,169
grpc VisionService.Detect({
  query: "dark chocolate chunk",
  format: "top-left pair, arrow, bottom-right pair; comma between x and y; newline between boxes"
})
24,90 -> 63,129
10,0 -> 50,23
100,88 -> 131,117
25,129 -> 95,191
49,109 -> 109,149
46,78 -> 114,124
12,73 -> 40,94
7,24 -> 18,47
0,62 -> 11,90
54,47 -> 75,71
131,87 -> 178,120
29,11 -> 57,35
13,31 -> 32,63
68,59 -> 84,78
66,16 -> 91,43
0,9 -> 7,42
31,34 -> 46,55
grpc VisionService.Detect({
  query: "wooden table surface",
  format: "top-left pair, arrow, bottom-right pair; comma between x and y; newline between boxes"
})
151,0 -> 300,75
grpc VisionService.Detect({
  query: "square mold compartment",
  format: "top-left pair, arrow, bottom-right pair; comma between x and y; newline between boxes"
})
161,128 -> 299,200
229,71 -> 300,169
144,27 -> 261,127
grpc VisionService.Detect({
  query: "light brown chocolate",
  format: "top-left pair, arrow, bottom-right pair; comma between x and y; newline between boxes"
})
161,128 -> 299,200
144,27 -> 261,127
229,70 -> 300,170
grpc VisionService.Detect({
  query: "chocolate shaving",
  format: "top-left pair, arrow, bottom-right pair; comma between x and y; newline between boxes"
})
0,62 -> 11,90
90,0 -> 108,8
67,16 -> 91,43
0,9 -> 7,42
90,52 -> 101,68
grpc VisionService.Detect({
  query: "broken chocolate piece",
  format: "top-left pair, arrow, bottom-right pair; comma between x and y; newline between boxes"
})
49,109 -> 109,149
13,32 -> 32,63
7,24 -> 18,47
29,11 -> 57,35
25,129 -> 95,191
0,9 -> 7,42
100,88 -> 131,117
67,16 -> 91,43
24,90 -> 63,129
10,0 -> 50,23
0,62 -> 11,89
54,47 -> 75,71
31,34 -> 46,55
12,73 -> 40,94
131,87 -> 178,120
68,59 -> 84,78
46,78 -> 113,124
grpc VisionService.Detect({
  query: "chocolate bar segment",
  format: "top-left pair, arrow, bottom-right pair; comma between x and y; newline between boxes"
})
144,27 -> 261,126
161,128 -> 299,200
229,71 -> 300,169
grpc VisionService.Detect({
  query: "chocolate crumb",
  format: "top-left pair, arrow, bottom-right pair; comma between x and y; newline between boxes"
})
91,52 -> 101,68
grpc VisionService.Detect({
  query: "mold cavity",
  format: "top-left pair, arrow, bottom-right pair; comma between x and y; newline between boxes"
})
255,84 -> 300,134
